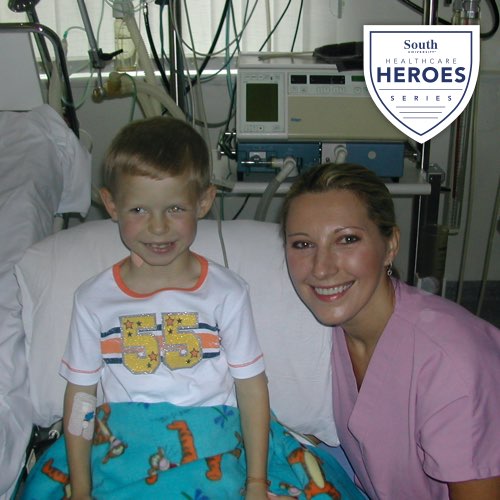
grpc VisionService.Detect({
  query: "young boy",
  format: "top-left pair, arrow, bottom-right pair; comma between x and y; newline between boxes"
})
21,119 -> 366,500
60,117 -> 270,499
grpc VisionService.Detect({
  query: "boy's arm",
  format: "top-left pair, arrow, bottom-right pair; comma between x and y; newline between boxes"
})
235,371 -> 270,499
63,382 -> 98,500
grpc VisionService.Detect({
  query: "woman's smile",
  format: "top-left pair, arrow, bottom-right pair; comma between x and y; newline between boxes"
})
312,281 -> 354,299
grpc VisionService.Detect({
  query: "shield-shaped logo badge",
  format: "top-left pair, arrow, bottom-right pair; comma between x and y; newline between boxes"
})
363,25 -> 480,143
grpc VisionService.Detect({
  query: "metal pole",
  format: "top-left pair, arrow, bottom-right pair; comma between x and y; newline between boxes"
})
423,0 -> 440,24
410,0 -> 440,286
419,0 -> 438,175
76,0 -> 106,97
168,0 -> 186,112
8,1 -> 53,79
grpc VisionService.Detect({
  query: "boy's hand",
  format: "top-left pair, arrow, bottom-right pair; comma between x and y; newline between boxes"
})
266,492 -> 296,499
244,480 -> 269,500
244,481 -> 296,500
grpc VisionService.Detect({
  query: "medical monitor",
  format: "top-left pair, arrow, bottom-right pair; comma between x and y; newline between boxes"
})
236,53 -> 406,142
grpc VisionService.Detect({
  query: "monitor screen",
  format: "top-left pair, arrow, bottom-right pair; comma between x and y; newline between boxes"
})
246,83 -> 278,122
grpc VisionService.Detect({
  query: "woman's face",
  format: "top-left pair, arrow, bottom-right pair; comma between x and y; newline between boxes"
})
284,189 -> 398,333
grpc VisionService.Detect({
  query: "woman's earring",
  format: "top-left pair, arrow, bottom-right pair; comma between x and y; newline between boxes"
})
386,262 -> 393,277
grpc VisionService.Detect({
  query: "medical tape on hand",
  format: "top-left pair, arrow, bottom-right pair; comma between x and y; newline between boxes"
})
68,392 -> 97,440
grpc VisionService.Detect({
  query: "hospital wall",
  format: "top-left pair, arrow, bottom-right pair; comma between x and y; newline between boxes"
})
70,0 -> 499,289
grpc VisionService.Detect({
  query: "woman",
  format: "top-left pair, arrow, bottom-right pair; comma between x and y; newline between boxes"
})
281,162 -> 500,500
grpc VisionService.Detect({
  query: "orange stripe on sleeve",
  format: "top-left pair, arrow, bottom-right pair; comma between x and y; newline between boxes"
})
101,337 -> 123,354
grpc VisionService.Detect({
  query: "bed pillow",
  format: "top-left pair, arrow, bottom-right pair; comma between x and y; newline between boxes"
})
28,105 -> 92,216
16,218 -> 338,445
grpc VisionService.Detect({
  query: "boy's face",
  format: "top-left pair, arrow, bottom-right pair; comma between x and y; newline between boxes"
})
100,173 -> 215,272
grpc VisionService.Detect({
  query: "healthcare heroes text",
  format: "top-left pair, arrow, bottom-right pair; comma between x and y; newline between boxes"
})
364,26 -> 479,143
377,39 -> 465,104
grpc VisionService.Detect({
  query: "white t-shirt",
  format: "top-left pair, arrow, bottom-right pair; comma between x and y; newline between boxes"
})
60,254 -> 265,408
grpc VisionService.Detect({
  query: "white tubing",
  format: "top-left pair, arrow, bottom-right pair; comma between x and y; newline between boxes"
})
107,74 -> 186,121
265,0 -> 272,51
133,81 -> 186,121
255,158 -> 297,221
136,92 -> 156,119
124,12 -> 163,116
333,145 -> 348,164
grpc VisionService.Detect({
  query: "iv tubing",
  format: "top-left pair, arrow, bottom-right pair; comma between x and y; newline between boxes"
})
48,64 -> 63,116
455,89 -> 479,304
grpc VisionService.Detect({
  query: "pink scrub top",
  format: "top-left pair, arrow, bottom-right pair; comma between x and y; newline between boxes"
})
331,279 -> 500,499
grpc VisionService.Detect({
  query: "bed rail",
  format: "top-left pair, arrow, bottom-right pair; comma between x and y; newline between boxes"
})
0,22 -> 79,137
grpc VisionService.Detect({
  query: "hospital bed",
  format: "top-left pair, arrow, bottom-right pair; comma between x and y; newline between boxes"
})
12,217 -> 340,496
0,23 -> 92,498
0,18 -> 339,499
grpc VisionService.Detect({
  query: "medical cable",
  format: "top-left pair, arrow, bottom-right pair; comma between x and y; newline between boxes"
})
290,0 -> 304,52
258,0 -> 294,52
455,89 -> 479,305
120,72 -> 138,120
177,0 -> 259,59
484,0 -> 500,38
61,27 -> 95,110
187,0 -> 231,88
397,0 -> 499,38
232,195 -> 251,220
142,1 -> 170,94
476,176 -> 500,317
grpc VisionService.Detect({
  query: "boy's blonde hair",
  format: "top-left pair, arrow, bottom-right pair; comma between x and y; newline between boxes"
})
103,116 -> 210,196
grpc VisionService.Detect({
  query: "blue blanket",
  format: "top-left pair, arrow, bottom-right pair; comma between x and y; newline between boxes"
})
21,402 -> 364,499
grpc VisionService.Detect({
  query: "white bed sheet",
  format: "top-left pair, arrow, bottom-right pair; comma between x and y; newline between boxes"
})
0,105 -> 91,496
